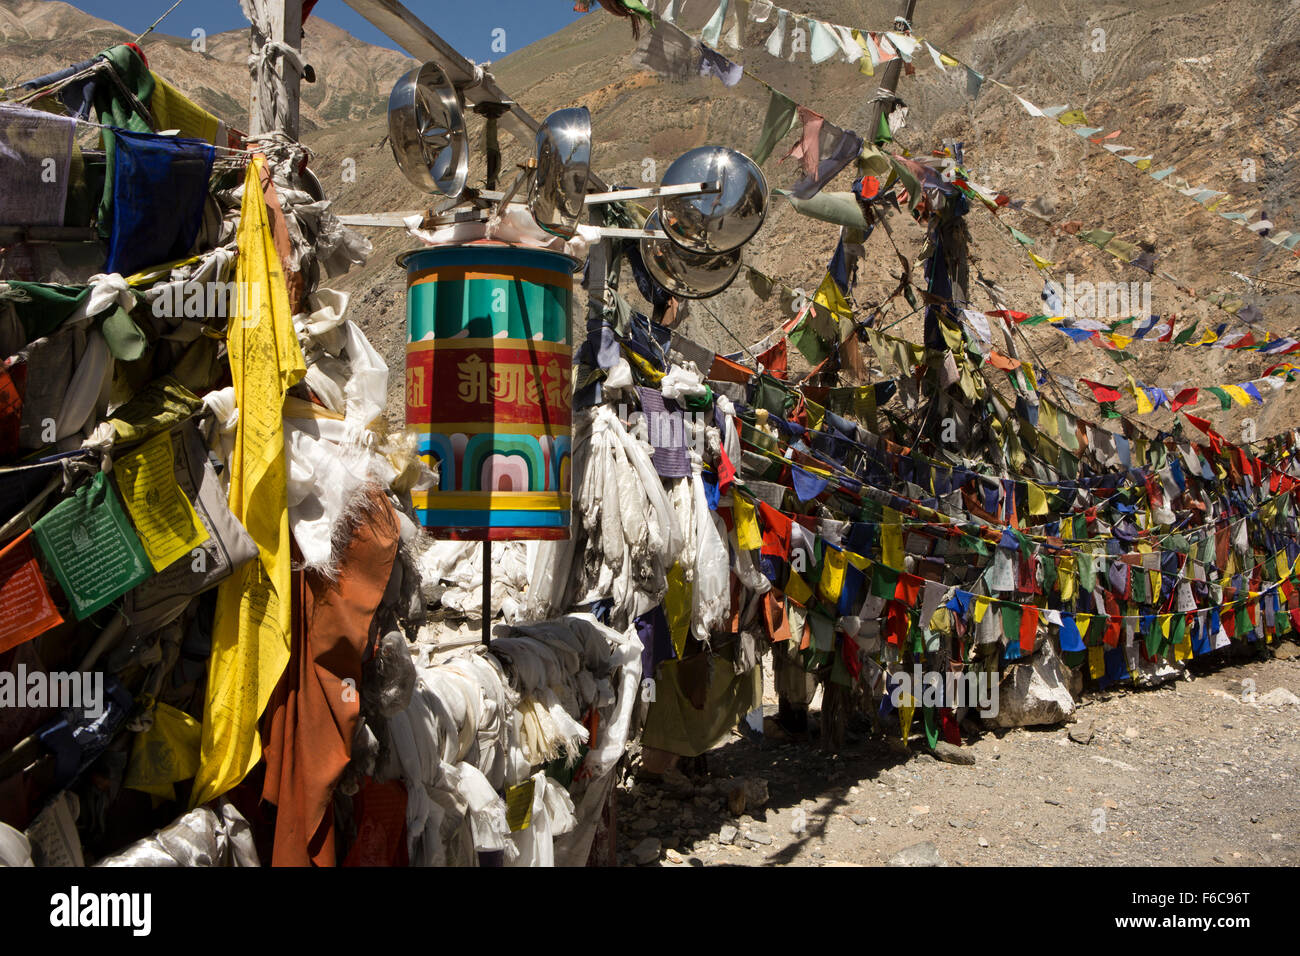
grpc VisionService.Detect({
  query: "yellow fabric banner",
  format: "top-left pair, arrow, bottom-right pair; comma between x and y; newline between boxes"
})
1088,646 -> 1105,679
784,569 -> 813,607
113,431 -> 210,571
1222,384 -> 1253,406
1027,481 -> 1048,516
665,562 -> 693,659
192,157 -> 305,808
882,507 -> 903,569
125,702 -> 203,802
813,271 -> 852,323
1133,385 -> 1155,415
819,546 -> 847,603
733,494 -> 762,551
150,72 -> 222,144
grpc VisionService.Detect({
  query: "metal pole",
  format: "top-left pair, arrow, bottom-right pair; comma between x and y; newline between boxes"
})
481,541 -> 492,645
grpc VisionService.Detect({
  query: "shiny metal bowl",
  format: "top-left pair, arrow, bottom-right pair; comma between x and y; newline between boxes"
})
387,62 -> 469,198
529,106 -> 592,238
659,146 -> 768,255
640,211 -> 742,299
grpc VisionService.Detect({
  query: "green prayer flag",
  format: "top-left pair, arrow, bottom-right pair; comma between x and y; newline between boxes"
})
872,564 -> 899,600
3,281 -> 92,342
32,472 -> 152,620
1144,618 -> 1163,657
922,705 -> 939,749
753,89 -> 798,165
1206,386 -> 1232,410
890,157 -> 921,212
1000,604 -> 1020,644
1078,228 -> 1116,249
108,375 -> 204,444
94,45 -> 156,239
789,306 -> 836,365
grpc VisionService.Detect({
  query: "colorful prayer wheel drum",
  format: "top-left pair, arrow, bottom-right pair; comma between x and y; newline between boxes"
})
401,243 -> 575,539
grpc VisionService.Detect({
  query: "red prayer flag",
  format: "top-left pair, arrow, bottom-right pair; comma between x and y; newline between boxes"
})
756,338 -> 788,379
1018,605 -> 1039,653
0,530 -> 63,654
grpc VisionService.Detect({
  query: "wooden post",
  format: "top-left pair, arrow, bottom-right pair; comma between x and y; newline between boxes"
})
248,0 -> 304,140
865,0 -> 918,147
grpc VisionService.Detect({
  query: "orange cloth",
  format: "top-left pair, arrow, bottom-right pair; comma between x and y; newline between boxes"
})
261,492 -> 400,866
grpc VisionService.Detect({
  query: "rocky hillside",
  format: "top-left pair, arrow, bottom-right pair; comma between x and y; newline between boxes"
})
5,0 -> 1299,438
307,0 -> 1300,439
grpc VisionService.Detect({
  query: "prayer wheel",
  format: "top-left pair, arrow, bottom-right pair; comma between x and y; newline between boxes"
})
401,243 -> 575,539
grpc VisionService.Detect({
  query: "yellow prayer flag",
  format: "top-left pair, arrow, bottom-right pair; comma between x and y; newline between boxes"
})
819,547 -> 847,602
899,701 -> 915,745
1041,403 -> 1060,440
785,569 -> 813,606
973,595 -> 991,623
1222,384 -> 1253,406
1028,252 -> 1055,270
804,396 -> 827,431
1028,481 -> 1048,516
733,494 -> 762,551
149,72 -> 221,144
852,30 -> 874,76
192,157 -> 306,809
1088,646 -> 1105,679
624,346 -> 666,382
124,702 -> 202,802
665,562 -> 693,659
1134,386 -> 1155,415
1059,557 -> 1077,600
114,431 -> 210,571
813,271 -> 853,321
882,507 -> 903,569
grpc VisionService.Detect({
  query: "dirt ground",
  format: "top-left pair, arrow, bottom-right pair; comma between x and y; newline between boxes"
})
613,642 -> 1300,867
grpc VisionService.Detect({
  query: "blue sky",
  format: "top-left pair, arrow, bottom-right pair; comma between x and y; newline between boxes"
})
69,0 -> 590,62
